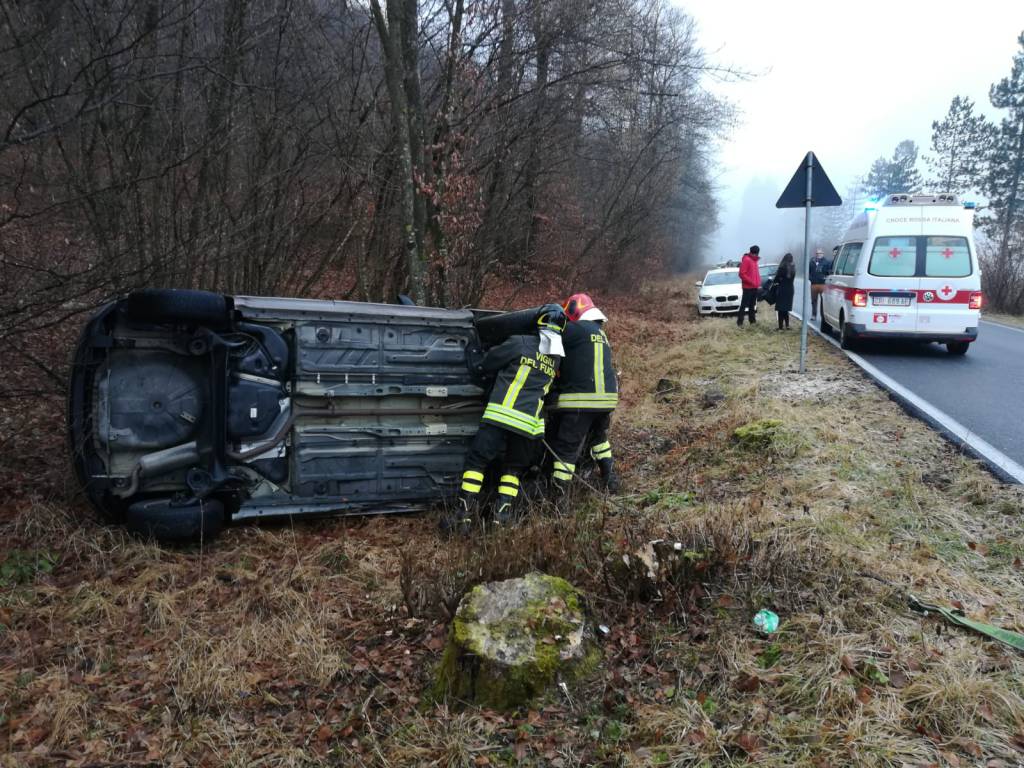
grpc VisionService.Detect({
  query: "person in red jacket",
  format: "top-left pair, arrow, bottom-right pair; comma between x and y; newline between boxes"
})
737,245 -> 761,327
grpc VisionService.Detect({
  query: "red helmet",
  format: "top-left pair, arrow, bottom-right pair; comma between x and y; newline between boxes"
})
562,293 -> 595,322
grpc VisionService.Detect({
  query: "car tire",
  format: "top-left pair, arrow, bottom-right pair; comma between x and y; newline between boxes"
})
839,315 -> 856,350
946,341 -> 970,356
125,497 -> 225,544
820,312 -> 833,335
122,289 -> 230,328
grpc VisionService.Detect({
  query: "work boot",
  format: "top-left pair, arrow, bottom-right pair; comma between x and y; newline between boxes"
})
439,496 -> 478,537
597,458 -> 621,493
491,499 -> 518,527
490,474 -> 520,527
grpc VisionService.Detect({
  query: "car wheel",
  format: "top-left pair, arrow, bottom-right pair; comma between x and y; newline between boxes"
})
820,311 -> 833,335
839,315 -> 856,350
122,289 -> 230,328
126,497 -> 225,544
946,341 -> 970,356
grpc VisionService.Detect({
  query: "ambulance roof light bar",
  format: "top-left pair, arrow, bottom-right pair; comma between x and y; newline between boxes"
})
883,193 -> 960,206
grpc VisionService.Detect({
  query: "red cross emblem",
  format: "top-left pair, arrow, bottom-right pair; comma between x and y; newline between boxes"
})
889,247 -> 901,259
941,247 -> 953,259
937,284 -> 955,301
941,285 -> 953,296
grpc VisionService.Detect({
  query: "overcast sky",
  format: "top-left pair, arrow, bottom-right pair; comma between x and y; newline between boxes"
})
686,0 -> 1024,265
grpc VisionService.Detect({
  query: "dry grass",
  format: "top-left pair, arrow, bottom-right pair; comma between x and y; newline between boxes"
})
3,278 -> 1024,766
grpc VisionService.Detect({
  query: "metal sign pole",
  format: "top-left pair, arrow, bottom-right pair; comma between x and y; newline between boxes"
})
799,152 -> 813,374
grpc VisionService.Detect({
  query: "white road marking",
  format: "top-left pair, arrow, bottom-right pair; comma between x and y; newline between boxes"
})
790,309 -> 1024,485
980,318 -> 1024,334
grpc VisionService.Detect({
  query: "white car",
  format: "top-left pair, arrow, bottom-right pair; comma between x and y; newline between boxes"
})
696,268 -> 742,315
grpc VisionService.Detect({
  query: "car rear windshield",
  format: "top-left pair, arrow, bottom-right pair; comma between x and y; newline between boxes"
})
703,271 -> 739,286
925,236 -> 971,277
869,237 -> 917,277
868,235 -> 973,278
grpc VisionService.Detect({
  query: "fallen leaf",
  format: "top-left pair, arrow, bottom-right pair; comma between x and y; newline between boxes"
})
840,654 -> 856,673
736,732 -> 761,755
474,756 -> 490,766
735,673 -> 761,693
967,542 -> 989,556
953,737 -> 983,758
856,686 -> 872,704
889,669 -> 909,688
316,725 -> 332,743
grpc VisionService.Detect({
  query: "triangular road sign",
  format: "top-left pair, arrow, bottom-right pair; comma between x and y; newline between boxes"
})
776,152 -> 842,208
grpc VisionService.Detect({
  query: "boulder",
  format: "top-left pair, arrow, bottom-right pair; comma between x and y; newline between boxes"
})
434,572 -> 600,710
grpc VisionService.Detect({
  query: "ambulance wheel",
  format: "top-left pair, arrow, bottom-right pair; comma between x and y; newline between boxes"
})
839,316 -> 857,350
820,312 -> 833,335
946,341 -> 970,356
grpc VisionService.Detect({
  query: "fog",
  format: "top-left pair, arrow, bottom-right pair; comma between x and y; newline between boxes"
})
686,0 -> 1024,266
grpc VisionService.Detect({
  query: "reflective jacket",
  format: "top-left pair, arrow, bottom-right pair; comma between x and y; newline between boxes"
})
480,335 -> 559,437
554,320 -> 618,411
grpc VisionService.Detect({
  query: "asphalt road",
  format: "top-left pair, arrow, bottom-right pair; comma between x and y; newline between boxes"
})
850,319 -> 1024,469
788,277 -> 1024,479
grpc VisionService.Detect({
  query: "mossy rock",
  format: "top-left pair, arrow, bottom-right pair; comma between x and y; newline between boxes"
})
433,572 -> 600,710
733,418 -> 784,448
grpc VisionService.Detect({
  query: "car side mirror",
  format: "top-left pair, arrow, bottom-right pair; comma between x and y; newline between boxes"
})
694,281 -> 702,287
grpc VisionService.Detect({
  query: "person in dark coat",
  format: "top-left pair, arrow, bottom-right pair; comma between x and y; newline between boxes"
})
774,253 -> 796,330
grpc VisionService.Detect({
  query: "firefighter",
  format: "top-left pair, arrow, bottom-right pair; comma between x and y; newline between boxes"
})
441,305 -> 566,534
548,293 -> 620,496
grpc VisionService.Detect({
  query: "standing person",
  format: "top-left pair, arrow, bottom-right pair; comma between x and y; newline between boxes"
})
548,293 -> 620,498
737,246 -> 761,327
809,248 -> 831,320
774,253 -> 796,330
442,306 -> 566,534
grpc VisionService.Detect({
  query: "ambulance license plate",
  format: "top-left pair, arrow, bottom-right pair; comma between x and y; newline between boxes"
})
872,295 -> 911,307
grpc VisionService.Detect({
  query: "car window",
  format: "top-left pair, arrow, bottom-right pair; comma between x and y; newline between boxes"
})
702,271 -> 740,286
869,236 -> 917,277
841,243 -> 862,275
833,246 -> 851,276
925,236 -> 971,277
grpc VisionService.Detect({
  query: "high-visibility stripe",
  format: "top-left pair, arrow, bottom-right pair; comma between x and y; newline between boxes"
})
553,461 -> 575,472
555,393 -> 618,410
462,470 -> 484,483
552,470 -> 573,482
498,484 -> 519,498
502,364 -> 530,409
482,403 -> 544,435
591,445 -> 613,460
594,340 -> 605,395
461,481 -> 482,493
499,475 -> 519,486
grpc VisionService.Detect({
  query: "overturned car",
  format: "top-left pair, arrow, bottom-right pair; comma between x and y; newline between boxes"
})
68,289 -> 541,541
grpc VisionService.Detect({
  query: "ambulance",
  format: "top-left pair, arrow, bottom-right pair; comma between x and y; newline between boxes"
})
820,193 -> 982,354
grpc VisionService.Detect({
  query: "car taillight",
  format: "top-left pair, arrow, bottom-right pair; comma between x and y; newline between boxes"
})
852,290 -> 868,308
969,292 -> 983,310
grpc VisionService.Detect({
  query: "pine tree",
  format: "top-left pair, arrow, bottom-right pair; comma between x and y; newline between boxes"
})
986,32 -> 1024,277
863,140 -> 923,198
927,96 -> 996,194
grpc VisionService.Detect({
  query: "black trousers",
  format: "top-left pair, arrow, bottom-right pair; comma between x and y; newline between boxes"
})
777,310 -> 790,328
548,410 -> 612,482
737,289 -> 758,325
463,423 -> 535,475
